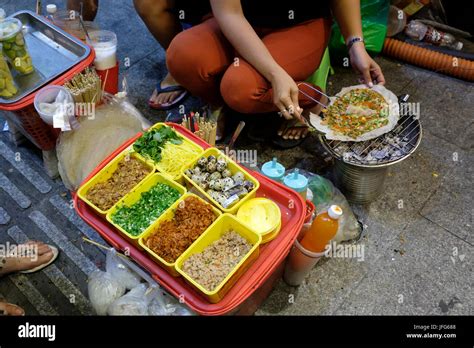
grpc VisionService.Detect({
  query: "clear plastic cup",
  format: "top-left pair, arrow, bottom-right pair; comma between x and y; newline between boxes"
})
87,30 -> 117,70
0,47 -> 18,98
52,10 -> 99,42
283,240 -> 330,286
0,18 -> 34,75
34,85 -> 74,126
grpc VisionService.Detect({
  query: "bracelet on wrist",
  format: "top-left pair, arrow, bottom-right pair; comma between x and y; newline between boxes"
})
346,36 -> 365,51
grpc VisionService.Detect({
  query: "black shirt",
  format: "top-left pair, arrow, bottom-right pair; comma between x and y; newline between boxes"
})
174,0 -> 331,27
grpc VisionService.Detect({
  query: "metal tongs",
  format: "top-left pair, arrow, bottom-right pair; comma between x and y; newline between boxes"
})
296,82 -> 331,127
297,82 -> 330,109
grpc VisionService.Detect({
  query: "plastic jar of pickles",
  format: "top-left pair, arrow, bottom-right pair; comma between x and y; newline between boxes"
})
0,18 -> 34,75
0,44 -> 17,98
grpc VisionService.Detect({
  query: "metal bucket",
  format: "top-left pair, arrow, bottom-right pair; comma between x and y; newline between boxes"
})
333,160 -> 388,204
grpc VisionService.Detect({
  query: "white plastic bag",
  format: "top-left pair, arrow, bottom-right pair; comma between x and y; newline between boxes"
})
107,284 -> 157,316
148,293 -> 194,316
88,270 -> 126,315
106,249 -> 141,290
300,170 -> 362,242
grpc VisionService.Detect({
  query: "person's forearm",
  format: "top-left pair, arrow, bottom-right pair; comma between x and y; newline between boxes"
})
210,0 -> 282,82
330,0 -> 363,43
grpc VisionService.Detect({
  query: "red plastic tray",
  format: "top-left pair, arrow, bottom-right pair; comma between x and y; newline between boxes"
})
74,123 -> 305,315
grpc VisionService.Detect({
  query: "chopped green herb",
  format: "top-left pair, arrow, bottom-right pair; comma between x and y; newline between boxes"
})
111,183 -> 181,236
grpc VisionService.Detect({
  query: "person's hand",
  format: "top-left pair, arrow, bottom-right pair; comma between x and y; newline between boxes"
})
270,67 -> 304,121
349,43 -> 385,87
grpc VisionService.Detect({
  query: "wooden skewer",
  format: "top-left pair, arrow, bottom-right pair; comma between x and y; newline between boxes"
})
82,237 -> 131,261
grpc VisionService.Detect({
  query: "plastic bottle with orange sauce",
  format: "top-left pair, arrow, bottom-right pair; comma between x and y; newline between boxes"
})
300,205 -> 342,253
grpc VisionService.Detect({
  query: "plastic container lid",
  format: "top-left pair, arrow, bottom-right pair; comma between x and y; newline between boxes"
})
236,198 -> 281,236
283,169 -> 308,193
46,4 -> 58,14
328,205 -> 343,220
0,18 -> 21,41
87,30 -> 117,50
261,157 -> 285,181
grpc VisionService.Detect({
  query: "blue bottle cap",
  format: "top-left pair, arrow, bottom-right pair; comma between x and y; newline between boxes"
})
283,169 -> 308,192
261,157 -> 286,181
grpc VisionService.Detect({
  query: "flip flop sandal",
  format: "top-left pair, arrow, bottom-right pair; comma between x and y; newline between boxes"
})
271,119 -> 309,149
0,302 -> 25,316
19,245 -> 59,274
148,83 -> 189,110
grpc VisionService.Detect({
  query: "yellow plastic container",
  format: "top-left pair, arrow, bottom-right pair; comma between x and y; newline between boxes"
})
139,193 -> 222,277
182,147 -> 260,214
175,213 -> 261,303
106,173 -> 186,242
77,149 -> 155,216
261,219 -> 282,244
236,198 -> 282,242
133,123 -> 203,183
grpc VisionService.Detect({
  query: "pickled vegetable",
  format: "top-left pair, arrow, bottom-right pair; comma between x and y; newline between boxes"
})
0,55 -> 17,98
0,19 -> 34,75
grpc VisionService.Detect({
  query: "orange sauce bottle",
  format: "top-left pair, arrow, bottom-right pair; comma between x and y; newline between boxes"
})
300,205 -> 342,253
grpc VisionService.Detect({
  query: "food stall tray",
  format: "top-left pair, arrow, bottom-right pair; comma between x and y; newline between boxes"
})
74,123 -> 306,315
0,10 -> 92,104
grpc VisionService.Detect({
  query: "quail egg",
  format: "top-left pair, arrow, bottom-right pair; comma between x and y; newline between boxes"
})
197,156 -> 208,167
243,180 -> 254,191
222,169 -> 232,178
208,179 -> 217,190
216,193 -> 227,206
232,171 -> 245,182
206,161 -> 217,173
212,179 -> 225,191
209,171 -> 222,181
191,174 -> 202,183
198,181 -> 208,190
222,177 -> 234,187
216,161 -> 227,172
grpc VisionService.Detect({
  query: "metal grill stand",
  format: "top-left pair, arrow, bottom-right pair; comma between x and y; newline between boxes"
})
299,86 -> 422,204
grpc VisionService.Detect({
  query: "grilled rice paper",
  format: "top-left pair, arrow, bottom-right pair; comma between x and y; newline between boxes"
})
310,84 -> 400,142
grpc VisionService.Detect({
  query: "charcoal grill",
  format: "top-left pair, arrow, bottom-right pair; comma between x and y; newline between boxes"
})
317,94 -> 422,204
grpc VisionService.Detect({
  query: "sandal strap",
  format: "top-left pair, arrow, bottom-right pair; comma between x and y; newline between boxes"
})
155,83 -> 185,94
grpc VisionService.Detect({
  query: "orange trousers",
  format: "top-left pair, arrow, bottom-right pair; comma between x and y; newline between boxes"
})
167,17 -> 332,114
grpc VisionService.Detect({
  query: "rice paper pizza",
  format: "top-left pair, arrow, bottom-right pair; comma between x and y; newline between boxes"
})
310,84 -> 400,142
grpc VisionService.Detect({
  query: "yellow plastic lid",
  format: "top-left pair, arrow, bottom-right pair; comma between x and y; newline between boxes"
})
237,198 -> 281,236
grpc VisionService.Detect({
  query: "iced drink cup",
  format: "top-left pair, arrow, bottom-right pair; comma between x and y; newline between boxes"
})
87,30 -> 117,70
0,18 -> 34,75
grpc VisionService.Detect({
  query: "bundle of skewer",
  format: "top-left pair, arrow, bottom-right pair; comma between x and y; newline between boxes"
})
181,112 -> 217,146
64,68 -> 103,105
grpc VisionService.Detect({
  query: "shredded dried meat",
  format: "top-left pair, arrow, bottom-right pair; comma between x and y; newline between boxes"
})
86,157 -> 150,211
145,196 -> 217,263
